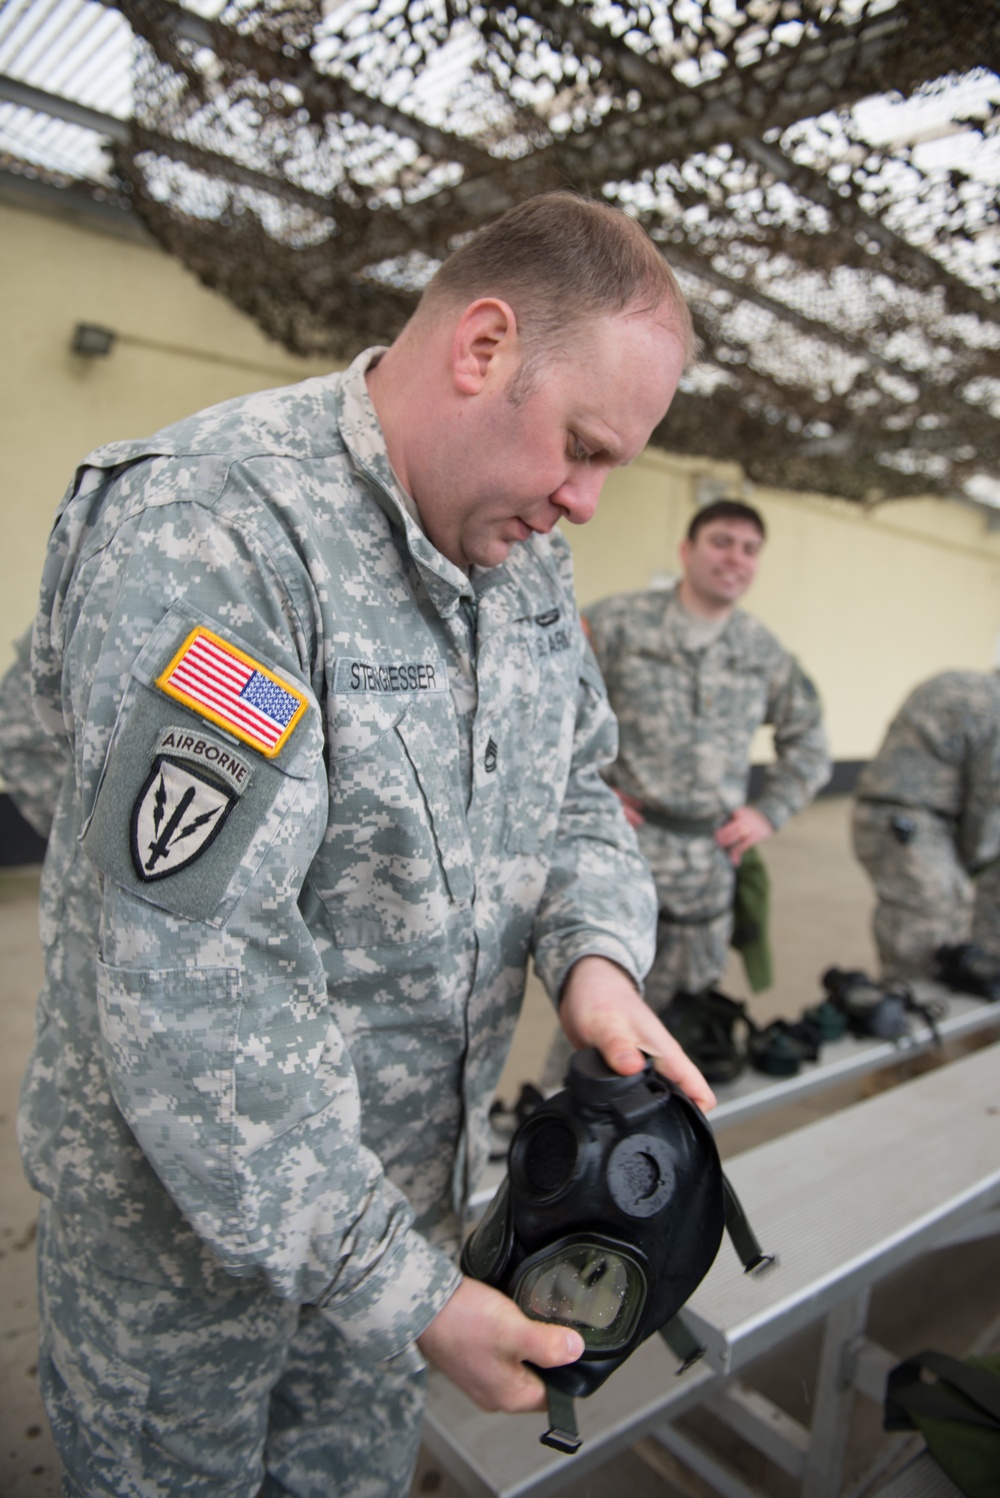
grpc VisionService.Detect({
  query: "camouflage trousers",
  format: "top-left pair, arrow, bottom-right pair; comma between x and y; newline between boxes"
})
639,825 -> 735,1012
36,1200 -> 427,1498
540,827 -> 733,1091
972,857 -> 1000,956
851,800 -> 978,981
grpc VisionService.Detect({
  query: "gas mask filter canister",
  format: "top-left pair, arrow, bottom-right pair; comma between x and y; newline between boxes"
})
461,1048 -> 773,1451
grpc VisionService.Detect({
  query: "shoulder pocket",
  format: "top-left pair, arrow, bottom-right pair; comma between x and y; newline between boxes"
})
82,604 -> 323,928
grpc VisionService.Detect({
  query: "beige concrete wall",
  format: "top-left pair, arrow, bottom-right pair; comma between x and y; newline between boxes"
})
0,195 -> 334,677
3,194 -> 1000,771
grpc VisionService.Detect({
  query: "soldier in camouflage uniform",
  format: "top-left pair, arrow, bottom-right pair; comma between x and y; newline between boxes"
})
538,501 -> 829,1090
588,501 -> 829,1016
852,670 -> 1000,980
0,193 -> 714,1498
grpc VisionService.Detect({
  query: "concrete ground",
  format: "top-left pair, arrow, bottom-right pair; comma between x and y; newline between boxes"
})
2,796 -> 998,1497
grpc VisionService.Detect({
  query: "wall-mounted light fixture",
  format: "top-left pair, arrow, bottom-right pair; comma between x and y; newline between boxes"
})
71,323 -> 116,357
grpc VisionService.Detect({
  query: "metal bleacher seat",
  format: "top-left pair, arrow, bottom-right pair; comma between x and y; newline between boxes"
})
426,1037 -> 1000,1498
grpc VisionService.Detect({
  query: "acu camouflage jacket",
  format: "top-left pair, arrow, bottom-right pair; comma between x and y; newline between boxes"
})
584,586 -> 830,831
13,349 -> 657,1363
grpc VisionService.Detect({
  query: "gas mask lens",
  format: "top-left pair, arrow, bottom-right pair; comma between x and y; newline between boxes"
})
513,1239 -> 647,1350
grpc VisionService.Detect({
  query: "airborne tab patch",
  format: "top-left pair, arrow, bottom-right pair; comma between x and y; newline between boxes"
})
156,627 -> 307,758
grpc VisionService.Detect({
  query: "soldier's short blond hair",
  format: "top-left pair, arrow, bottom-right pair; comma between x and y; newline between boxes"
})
418,192 -> 695,369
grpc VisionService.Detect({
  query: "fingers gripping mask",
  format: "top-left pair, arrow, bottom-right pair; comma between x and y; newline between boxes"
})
461,1049 -> 773,1452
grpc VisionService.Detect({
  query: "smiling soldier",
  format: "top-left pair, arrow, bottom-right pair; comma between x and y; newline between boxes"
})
568,500 -> 830,1036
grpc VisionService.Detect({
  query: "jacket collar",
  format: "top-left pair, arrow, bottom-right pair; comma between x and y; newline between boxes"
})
337,347 -> 478,617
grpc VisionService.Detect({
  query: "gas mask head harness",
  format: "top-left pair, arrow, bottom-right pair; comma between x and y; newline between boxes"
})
462,1048 -> 773,1452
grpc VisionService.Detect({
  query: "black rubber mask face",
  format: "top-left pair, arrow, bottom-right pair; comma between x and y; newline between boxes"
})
461,1050 -> 727,1397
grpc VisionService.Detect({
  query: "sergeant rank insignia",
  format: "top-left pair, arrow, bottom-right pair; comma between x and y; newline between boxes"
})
157,627 -> 307,758
131,757 -> 236,882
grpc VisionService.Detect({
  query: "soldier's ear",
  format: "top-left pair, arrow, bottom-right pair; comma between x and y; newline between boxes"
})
451,299 -> 518,395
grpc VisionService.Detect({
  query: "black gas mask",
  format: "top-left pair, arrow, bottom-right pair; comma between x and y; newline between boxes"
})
462,1049 -> 772,1451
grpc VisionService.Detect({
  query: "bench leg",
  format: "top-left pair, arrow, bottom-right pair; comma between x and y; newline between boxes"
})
800,1288 -> 872,1498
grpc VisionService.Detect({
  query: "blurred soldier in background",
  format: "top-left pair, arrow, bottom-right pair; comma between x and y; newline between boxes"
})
536,498 -> 830,1093
852,669 -> 1000,991
585,500 -> 830,1014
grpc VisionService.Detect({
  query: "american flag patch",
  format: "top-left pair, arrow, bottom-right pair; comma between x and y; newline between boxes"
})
156,627 -> 307,758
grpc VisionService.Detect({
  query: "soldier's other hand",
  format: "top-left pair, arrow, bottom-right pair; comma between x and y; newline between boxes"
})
416,1278 -> 584,1412
613,788 -> 646,828
559,955 -> 716,1112
715,806 -> 773,866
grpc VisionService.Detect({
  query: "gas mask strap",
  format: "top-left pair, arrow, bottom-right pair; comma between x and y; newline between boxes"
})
659,1313 -> 706,1372
722,1172 -> 775,1274
540,1385 -> 582,1453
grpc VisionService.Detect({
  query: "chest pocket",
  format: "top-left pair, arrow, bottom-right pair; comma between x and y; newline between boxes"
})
708,655 -> 770,733
503,620 -> 579,855
608,643 -> 689,720
312,692 -> 474,947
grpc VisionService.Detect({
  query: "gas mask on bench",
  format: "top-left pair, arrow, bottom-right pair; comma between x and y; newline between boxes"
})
461,1049 -> 772,1451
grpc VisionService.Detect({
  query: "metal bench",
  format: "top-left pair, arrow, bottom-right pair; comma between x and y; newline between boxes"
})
425,1038 -> 1000,1498
422,1334 -> 718,1498
704,983 -> 1000,1132
470,987 -> 1000,1218
868,1452 -> 965,1498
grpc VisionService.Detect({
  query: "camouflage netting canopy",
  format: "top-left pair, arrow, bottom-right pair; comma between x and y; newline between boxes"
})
107,0 -> 1000,503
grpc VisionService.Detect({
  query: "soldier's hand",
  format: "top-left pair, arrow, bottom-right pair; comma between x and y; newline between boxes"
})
416,1278 -> 584,1412
715,806 -> 773,866
559,955 -> 716,1112
613,787 -> 646,828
